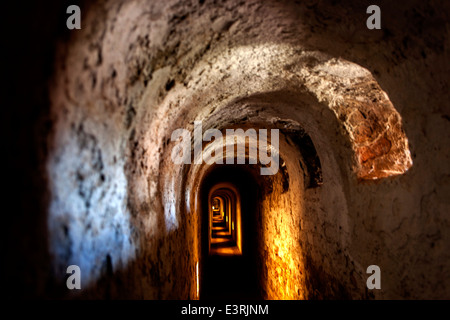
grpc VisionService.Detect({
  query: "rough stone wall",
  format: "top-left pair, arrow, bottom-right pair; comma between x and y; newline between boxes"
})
296,0 -> 450,299
7,0 -> 449,299
256,138 -> 307,299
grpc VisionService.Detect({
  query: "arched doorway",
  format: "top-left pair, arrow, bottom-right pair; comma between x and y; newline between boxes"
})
209,183 -> 242,256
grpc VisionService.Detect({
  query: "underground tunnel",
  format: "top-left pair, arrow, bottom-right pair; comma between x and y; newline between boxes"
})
5,0 -> 450,301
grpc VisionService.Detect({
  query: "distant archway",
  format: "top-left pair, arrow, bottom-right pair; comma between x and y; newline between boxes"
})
209,183 -> 242,256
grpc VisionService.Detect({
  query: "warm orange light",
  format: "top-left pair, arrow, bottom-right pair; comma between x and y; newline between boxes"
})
209,184 -> 242,256
196,261 -> 199,299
